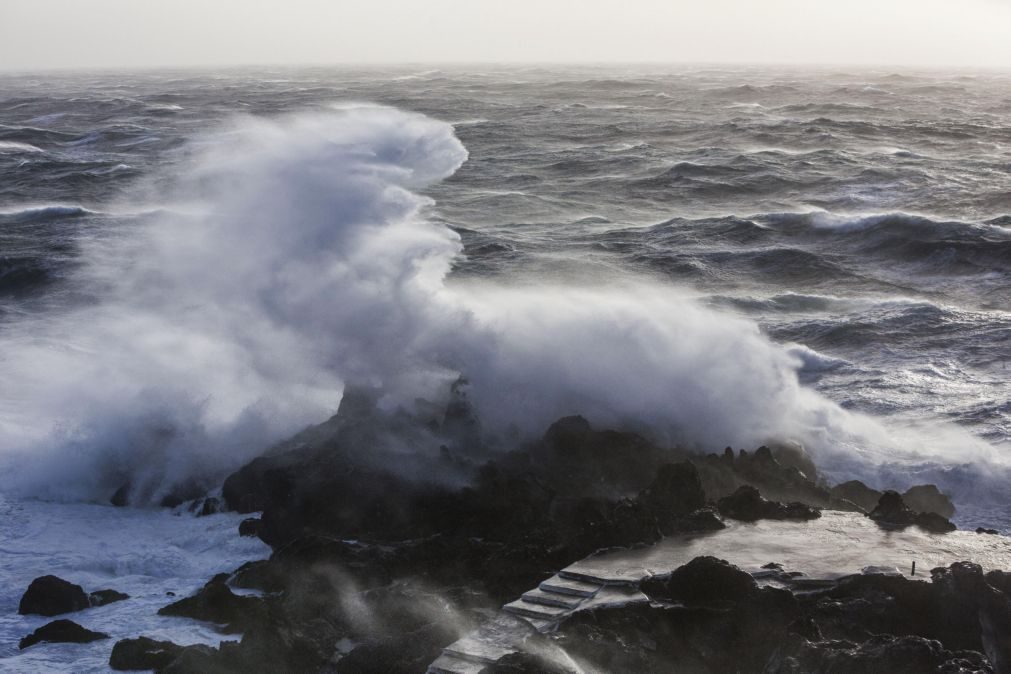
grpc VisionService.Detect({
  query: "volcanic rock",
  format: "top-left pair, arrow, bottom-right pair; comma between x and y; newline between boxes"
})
89,589 -> 129,607
830,480 -> 883,513
19,619 -> 108,650
158,576 -> 267,633
868,491 -> 957,532
642,556 -> 757,604
717,485 -> 821,522
18,575 -> 90,616
110,636 -> 185,671
903,484 -> 956,519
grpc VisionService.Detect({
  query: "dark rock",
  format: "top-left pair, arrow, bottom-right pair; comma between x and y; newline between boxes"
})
110,483 -> 130,507
638,462 -> 706,534
868,490 -> 918,527
903,484 -> 956,519
18,575 -> 90,616
89,589 -> 129,607
238,517 -> 261,537
197,497 -> 222,517
768,441 -> 818,481
19,619 -> 108,649
916,510 -> 958,533
671,506 -> 726,532
830,480 -> 883,513
480,650 -> 578,673
766,634 -> 993,674
160,480 -> 206,508
158,577 -> 267,633
869,491 -> 957,532
977,528 -> 1000,535
717,485 -> 821,522
642,556 -> 758,604
110,636 -> 185,671
161,644 -> 232,674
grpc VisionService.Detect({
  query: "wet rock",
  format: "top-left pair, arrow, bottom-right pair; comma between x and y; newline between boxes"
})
917,510 -> 958,533
977,528 -> 1000,535
671,506 -> 726,532
160,480 -> 206,508
238,517 -> 261,537
768,441 -> 818,481
642,556 -> 757,604
830,480 -> 883,512
197,497 -> 222,517
19,619 -> 109,649
903,484 -> 956,519
158,576 -> 267,633
638,462 -> 706,533
161,644 -> 232,674
868,491 -> 956,532
89,589 -> 129,607
717,485 -> 821,522
110,636 -> 185,671
480,650 -> 578,673
18,575 -> 90,616
766,634 -> 993,674
110,483 -> 131,507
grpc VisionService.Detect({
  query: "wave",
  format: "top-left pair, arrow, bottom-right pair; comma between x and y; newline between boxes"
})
0,106 -> 1002,507
0,204 -> 95,223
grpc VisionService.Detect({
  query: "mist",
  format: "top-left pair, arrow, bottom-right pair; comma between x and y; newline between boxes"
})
0,105 -> 1002,504
1,0 -> 1009,71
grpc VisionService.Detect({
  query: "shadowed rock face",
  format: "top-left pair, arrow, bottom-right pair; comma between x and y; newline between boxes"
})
869,491 -> 957,533
18,575 -> 90,616
541,557 -> 1008,674
717,484 -> 821,522
125,394 -> 995,674
19,619 -> 109,650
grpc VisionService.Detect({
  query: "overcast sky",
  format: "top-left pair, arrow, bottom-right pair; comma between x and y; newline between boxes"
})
1,0 -> 1009,71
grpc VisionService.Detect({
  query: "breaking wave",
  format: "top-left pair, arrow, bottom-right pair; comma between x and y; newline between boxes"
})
0,106 -> 1003,505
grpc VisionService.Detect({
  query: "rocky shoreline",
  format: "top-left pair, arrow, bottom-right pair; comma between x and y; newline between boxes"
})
15,390 -> 1011,673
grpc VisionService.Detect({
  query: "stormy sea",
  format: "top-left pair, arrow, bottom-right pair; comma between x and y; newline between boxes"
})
1,66 -> 1009,672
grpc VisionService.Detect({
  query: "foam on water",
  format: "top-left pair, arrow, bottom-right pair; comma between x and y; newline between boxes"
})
0,496 -> 268,673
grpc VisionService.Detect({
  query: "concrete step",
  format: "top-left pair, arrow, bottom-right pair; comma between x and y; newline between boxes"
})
521,587 -> 583,610
428,653 -> 488,674
502,598 -> 570,621
539,573 -> 602,598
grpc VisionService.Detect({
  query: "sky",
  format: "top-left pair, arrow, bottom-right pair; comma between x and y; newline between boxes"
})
1,0 -> 1009,71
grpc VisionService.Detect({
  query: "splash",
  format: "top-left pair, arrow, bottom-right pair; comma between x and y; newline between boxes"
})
0,106 -> 1001,504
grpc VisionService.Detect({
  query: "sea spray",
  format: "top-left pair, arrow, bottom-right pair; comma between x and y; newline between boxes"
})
0,105 -> 1002,504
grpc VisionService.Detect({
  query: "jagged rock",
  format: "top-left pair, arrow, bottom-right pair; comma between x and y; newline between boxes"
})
161,644 -> 232,674
717,485 -> 821,522
917,510 -> 958,533
160,480 -> 206,508
110,636 -> 186,671
672,506 -> 726,532
110,483 -> 130,507
19,619 -> 108,649
831,480 -> 883,512
197,497 -> 222,517
18,575 -> 90,616
768,441 -> 818,482
638,462 -> 706,533
766,634 -> 993,674
89,589 -> 129,607
903,484 -> 956,519
642,556 -> 757,604
158,576 -> 267,633
868,491 -> 956,532
480,650 -> 578,673
238,517 -> 261,537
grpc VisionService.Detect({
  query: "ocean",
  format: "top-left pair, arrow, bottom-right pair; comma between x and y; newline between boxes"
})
0,65 -> 1009,670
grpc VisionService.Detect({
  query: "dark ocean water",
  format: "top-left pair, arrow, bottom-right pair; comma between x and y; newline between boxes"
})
0,65 -> 1009,517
